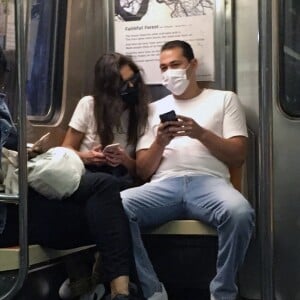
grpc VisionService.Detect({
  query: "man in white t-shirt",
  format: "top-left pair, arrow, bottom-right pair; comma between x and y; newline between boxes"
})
121,40 -> 255,300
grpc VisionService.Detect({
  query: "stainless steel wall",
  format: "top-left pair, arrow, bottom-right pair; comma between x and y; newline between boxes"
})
237,0 -> 300,299
235,0 -> 261,298
60,0 -> 111,128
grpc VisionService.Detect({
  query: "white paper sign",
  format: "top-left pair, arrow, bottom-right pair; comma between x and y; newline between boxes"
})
114,0 -> 215,84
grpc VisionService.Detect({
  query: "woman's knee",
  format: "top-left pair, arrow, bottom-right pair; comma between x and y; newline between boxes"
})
81,173 -> 123,211
88,172 -> 120,194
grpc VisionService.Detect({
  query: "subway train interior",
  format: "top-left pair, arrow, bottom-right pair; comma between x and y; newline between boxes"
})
0,0 -> 299,299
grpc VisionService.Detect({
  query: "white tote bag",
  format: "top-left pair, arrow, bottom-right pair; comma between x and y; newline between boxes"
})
27,147 -> 85,199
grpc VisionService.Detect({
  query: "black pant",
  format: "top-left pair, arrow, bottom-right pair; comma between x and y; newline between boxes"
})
0,171 -> 131,282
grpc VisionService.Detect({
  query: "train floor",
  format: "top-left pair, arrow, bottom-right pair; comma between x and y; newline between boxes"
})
0,235 -> 254,299
0,270 -> 253,300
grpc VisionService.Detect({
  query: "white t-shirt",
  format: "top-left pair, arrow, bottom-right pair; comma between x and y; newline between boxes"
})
137,89 -> 248,181
69,96 -> 134,154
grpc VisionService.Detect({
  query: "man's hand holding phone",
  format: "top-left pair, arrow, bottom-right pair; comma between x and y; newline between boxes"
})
156,110 -> 180,146
157,110 -> 195,145
159,110 -> 178,123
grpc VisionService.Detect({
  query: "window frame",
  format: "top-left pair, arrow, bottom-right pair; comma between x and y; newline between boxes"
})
278,0 -> 300,118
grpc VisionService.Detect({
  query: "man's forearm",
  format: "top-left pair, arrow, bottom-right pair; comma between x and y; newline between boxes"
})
136,141 -> 165,181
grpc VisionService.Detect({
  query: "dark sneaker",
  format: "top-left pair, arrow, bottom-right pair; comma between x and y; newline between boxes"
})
79,283 -> 105,300
128,282 -> 138,295
147,283 -> 168,300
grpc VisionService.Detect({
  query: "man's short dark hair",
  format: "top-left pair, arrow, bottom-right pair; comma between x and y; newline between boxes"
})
0,46 -> 9,75
161,40 -> 195,61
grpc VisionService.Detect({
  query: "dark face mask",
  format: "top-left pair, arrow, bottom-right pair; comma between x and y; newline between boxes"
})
120,73 -> 140,106
120,86 -> 139,106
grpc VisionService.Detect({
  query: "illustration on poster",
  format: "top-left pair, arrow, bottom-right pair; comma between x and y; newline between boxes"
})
115,0 -> 214,21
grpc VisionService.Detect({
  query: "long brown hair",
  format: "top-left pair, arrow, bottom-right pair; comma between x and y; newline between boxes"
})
93,52 -> 149,148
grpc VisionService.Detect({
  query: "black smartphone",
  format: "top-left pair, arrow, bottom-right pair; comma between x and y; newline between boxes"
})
159,110 -> 177,123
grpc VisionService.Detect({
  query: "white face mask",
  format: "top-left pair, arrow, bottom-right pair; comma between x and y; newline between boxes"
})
162,66 -> 190,95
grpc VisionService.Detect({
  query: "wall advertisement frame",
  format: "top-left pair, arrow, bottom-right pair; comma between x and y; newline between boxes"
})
114,0 -> 216,84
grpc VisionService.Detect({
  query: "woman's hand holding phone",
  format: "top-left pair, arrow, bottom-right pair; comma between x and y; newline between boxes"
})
103,143 -> 124,167
104,143 -> 135,173
81,144 -> 106,165
103,143 -> 120,154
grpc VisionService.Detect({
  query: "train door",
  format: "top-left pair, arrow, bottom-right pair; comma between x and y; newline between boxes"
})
237,0 -> 300,299
270,0 -> 300,299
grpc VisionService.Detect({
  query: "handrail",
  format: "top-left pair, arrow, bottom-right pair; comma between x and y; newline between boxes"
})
0,194 -> 19,204
0,0 -> 30,299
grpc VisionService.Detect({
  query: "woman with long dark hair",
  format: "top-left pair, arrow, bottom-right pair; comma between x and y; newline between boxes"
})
61,52 -> 150,299
63,52 -> 149,186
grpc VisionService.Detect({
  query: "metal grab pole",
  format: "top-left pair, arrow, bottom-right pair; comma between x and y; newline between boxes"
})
0,0 -> 29,298
258,0 -> 274,299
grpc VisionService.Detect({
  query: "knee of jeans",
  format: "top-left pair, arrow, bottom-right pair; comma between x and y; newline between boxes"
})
227,200 -> 255,229
121,197 -> 138,222
95,173 -> 120,192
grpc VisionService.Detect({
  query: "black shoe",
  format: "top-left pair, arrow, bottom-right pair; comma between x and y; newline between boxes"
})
128,282 -> 138,295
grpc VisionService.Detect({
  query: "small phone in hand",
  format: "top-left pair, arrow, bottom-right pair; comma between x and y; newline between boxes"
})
31,132 -> 51,152
159,110 -> 177,123
103,143 -> 120,153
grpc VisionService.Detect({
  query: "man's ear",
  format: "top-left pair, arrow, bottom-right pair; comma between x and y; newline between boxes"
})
188,58 -> 198,78
191,58 -> 198,69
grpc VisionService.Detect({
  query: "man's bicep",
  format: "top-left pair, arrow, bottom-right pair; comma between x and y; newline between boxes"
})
223,92 -> 248,138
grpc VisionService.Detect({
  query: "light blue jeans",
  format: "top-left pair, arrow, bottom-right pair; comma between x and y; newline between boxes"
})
121,175 -> 255,300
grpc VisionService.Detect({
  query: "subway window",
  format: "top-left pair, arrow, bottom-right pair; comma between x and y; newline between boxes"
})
279,0 -> 300,117
1,0 -> 67,121
27,0 -> 67,121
